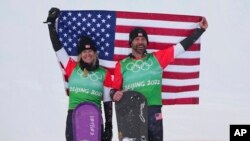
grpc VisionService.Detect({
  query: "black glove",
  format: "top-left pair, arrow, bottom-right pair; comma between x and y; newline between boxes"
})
44,7 -> 60,23
109,89 -> 117,101
103,122 -> 112,141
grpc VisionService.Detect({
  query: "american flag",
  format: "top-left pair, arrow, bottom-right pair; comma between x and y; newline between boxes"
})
56,10 -> 202,105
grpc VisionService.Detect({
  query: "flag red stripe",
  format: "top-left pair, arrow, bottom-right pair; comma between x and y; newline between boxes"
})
169,59 -> 200,66
186,44 -> 200,51
163,71 -> 199,79
117,11 -> 201,22
113,55 -> 128,61
116,25 -> 195,36
162,85 -> 199,92
139,42 -> 200,51
162,97 -> 199,105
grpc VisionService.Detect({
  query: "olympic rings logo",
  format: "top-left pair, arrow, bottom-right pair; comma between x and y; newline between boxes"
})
126,59 -> 153,72
77,68 -> 102,81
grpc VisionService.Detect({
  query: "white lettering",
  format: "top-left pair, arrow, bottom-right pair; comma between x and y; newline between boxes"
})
70,86 -> 89,93
90,90 -> 102,96
241,129 -> 247,135
70,87 -> 102,96
234,129 -> 247,136
146,80 -> 160,86
124,81 -> 145,90
89,116 -> 95,136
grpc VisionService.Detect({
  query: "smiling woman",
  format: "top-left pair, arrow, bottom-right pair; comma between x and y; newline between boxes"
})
77,36 -> 99,76
80,49 -> 96,64
45,7 -> 113,141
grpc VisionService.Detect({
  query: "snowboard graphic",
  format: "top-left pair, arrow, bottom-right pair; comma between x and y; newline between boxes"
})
115,91 -> 148,141
72,102 -> 101,141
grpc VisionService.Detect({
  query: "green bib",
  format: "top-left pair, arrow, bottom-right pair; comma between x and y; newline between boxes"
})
68,65 -> 106,109
121,54 -> 163,106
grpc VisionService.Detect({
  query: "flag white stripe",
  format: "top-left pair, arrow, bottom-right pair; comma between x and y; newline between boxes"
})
117,18 -> 199,29
176,51 -> 200,59
174,43 -> 186,57
164,65 -> 200,72
162,78 -> 199,86
56,48 -> 70,68
100,59 -> 117,68
71,56 -> 77,61
162,91 -> 199,99
115,33 -> 201,44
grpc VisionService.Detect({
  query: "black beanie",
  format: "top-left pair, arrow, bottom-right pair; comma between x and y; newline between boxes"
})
78,36 -> 97,54
129,27 -> 149,47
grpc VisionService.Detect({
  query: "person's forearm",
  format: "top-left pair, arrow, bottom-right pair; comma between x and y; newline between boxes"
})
180,28 -> 205,50
48,23 -> 62,52
48,23 -> 70,69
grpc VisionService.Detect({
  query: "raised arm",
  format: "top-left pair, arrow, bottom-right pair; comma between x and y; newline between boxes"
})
45,7 -> 61,52
154,17 -> 208,68
45,8 -> 70,69
175,17 -> 208,56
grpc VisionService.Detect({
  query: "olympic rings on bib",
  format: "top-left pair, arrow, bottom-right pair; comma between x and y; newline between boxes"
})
77,68 -> 102,81
126,59 -> 153,72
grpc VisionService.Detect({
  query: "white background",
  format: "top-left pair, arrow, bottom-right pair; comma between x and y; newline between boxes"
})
1,0 -> 250,141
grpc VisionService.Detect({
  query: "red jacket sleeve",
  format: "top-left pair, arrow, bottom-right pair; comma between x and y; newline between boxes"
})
65,58 -> 77,79
112,62 -> 123,90
103,70 -> 112,87
153,46 -> 174,69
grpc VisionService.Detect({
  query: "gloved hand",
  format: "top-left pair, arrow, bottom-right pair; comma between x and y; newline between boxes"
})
103,122 -> 112,141
44,7 -> 60,23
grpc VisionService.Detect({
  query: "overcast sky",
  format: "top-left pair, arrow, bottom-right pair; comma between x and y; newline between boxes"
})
1,0 -> 250,141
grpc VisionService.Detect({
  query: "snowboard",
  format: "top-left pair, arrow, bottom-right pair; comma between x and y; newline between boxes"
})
72,102 -> 101,141
115,90 -> 148,141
